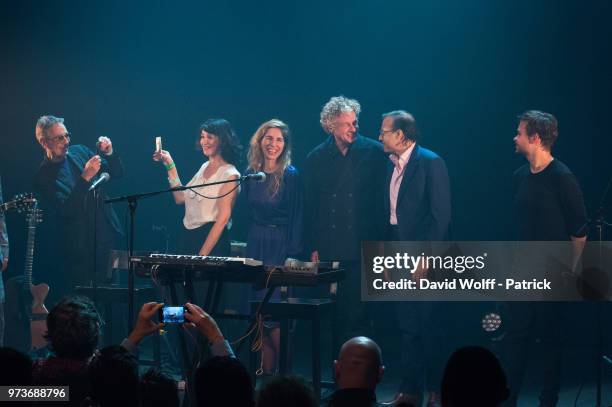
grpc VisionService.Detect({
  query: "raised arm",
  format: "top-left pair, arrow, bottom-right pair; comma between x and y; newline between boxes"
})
153,149 -> 185,205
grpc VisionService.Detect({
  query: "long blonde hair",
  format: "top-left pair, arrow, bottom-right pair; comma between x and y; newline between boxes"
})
247,119 -> 292,197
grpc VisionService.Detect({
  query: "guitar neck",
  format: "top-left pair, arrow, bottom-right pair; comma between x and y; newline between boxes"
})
24,223 -> 36,287
23,206 -> 41,288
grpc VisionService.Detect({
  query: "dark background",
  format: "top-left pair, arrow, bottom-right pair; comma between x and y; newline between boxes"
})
1,0 -> 611,389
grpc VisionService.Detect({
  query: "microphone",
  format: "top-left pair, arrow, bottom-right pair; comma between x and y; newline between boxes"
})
244,172 -> 266,182
89,172 -> 110,191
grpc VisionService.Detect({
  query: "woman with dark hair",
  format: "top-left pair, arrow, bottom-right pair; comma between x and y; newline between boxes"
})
154,119 -> 242,256
243,119 -> 303,374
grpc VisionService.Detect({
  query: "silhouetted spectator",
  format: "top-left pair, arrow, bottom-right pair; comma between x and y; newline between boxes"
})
89,345 -> 139,406
140,367 -> 180,407
0,347 -> 32,385
195,356 -> 254,407
32,296 -> 101,405
441,346 -> 509,407
32,297 -> 163,406
257,375 -> 317,407
185,302 -> 253,407
328,336 -> 387,407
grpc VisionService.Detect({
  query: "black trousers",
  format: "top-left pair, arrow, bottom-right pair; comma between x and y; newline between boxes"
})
396,301 -> 446,394
390,224 -> 446,394
498,302 -> 566,407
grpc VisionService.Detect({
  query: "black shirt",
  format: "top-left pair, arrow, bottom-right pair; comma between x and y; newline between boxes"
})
513,159 -> 587,241
304,135 -> 387,261
328,388 -> 380,407
33,145 -> 124,249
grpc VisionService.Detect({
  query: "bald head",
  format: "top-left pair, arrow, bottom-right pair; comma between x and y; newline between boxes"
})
334,336 -> 384,390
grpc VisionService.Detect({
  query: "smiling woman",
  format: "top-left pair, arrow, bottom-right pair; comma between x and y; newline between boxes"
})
242,118 -> 304,374
152,118 -> 243,257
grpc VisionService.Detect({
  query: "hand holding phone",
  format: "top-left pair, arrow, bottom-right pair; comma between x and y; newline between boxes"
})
128,302 -> 165,346
184,303 -> 224,343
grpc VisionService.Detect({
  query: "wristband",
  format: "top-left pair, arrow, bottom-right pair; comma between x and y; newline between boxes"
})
165,162 -> 176,171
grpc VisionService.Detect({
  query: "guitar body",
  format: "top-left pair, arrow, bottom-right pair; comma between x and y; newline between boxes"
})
30,282 -> 50,350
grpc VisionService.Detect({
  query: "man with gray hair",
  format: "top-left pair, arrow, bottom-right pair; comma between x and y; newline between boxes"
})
33,115 -> 124,301
304,96 -> 387,344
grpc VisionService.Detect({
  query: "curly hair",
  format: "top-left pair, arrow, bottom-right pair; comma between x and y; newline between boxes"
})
44,296 -> 101,359
517,110 -> 558,150
320,96 -> 361,134
247,119 -> 292,197
35,115 -> 64,144
199,118 -> 243,167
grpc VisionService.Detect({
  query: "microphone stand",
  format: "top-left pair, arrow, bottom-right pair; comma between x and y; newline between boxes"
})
104,176 -> 249,330
592,171 -> 612,407
91,187 -> 99,308
575,170 -> 612,407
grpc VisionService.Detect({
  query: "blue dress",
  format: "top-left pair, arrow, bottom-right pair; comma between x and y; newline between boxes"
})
243,166 -> 303,266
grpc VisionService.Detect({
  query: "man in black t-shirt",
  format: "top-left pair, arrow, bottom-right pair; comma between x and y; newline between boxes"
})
501,110 -> 587,407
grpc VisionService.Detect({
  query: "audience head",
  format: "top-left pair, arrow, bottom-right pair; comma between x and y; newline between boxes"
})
334,336 -> 384,390
89,345 -> 139,406
140,368 -> 179,407
45,296 -> 101,359
0,347 -> 32,385
195,356 -> 254,407
257,375 -> 317,407
441,346 -> 509,407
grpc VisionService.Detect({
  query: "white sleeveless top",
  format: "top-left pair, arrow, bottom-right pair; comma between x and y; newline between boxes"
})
183,162 -> 240,230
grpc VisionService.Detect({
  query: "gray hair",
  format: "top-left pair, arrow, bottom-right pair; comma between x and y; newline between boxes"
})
35,115 -> 64,144
320,96 -> 361,133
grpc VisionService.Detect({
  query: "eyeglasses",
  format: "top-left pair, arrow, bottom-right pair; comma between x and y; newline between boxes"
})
46,132 -> 71,143
379,129 -> 396,136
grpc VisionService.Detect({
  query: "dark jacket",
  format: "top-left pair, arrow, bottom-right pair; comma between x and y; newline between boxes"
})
33,144 -> 124,249
384,144 -> 451,241
304,135 -> 387,261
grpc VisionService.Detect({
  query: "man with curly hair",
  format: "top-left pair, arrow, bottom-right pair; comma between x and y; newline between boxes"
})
304,96 -> 387,343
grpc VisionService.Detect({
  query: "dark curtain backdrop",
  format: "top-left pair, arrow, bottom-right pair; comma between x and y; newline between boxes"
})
1,0 -> 610,338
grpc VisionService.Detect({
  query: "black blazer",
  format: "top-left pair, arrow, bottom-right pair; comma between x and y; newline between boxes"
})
384,144 -> 451,241
34,144 -> 124,246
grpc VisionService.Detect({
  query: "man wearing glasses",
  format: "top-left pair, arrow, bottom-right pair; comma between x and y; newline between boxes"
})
33,115 -> 124,301
378,110 -> 451,407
